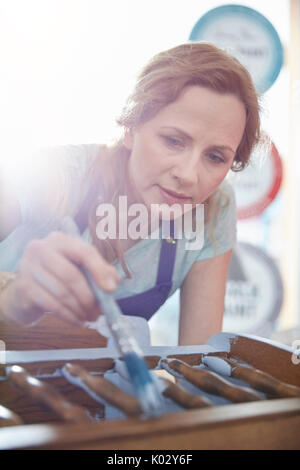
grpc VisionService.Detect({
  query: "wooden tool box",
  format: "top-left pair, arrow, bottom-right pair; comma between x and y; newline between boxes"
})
0,317 -> 300,450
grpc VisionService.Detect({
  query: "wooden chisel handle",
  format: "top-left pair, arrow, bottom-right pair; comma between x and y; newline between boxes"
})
225,358 -> 300,398
161,378 -> 213,409
162,359 -> 263,403
63,363 -> 142,417
0,405 -> 23,427
7,365 -> 92,423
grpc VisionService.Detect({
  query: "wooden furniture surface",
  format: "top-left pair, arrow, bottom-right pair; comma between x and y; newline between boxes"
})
0,332 -> 299,450
1,314 -> 108,350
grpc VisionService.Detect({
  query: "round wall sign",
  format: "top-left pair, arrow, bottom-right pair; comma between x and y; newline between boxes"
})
224,242 -> 283,337
229,139 -> 283,220
189,4 -> 283,93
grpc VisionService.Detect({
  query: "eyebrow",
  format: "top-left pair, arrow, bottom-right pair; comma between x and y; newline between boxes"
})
160,126 -> 236,155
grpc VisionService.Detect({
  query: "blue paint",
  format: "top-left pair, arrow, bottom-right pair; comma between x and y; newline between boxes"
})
125,353 -> 164,417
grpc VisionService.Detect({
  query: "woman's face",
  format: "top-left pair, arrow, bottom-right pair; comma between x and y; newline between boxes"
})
125,85 -> 246,216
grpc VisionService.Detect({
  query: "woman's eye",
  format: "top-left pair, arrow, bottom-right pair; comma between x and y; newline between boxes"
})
208,153 -> 225,164
162,136 -> 184,149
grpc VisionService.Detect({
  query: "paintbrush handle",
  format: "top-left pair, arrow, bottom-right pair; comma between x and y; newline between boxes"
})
7,365 -> 92,423
63,363 -> 142,417
225,358 -> 300,398
162,359 -> 263,403
161,378 -> 213,409
60,216 -> 143,357
60,217 -> 163,417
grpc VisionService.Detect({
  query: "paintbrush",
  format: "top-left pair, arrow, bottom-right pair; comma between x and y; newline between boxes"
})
114,359 -> 213,409
160,358 -> 263,402
59,216 -> 163,418
62,363 -> 143,417
202,355 -> 300,398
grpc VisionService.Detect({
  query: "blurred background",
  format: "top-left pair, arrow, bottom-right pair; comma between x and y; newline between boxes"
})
0,0 -> 299,346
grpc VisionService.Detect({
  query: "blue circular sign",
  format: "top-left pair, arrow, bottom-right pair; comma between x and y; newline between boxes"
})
189,4 -> 283,93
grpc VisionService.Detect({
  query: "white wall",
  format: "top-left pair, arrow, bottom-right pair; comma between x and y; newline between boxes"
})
0,0 -> 290,159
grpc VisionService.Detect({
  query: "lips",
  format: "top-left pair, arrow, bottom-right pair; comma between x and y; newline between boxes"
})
158,185 -> 192,204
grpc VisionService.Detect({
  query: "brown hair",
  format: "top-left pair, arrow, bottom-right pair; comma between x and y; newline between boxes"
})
84,42 -> 262,277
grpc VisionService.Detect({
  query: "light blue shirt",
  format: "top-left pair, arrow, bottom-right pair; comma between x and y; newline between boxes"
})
0,144 -> 237,303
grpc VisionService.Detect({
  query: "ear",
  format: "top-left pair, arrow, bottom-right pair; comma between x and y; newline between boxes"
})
123,128 -> 134,150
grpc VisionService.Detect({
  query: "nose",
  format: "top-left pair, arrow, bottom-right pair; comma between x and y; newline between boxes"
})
170,150 -> 199,187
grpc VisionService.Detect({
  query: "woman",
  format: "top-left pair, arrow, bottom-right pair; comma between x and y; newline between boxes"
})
0,42 -> 261,345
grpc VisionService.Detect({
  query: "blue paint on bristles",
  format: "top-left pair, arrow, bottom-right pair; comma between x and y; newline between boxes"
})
60,216 -> 164,418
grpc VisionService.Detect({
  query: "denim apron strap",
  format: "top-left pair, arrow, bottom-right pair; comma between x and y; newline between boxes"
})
116,219 -> 178,320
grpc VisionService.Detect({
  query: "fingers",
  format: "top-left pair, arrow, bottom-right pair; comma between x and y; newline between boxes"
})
5,275 -> 83,326
37,251 -> 97,314
15,234 -> 119,325
45,232 -> 120,290
31,267 -> 90,323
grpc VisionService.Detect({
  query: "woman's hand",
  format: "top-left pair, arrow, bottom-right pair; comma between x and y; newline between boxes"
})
0,232 -> 120,326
